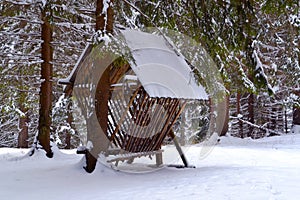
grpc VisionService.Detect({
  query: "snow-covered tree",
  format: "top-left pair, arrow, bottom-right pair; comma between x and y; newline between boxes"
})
0,1 -> 41,147
0,0 -> 95,149
0,0 -> 299,149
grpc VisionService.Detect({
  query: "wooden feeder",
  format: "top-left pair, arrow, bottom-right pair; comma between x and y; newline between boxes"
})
59,28 -> 208,171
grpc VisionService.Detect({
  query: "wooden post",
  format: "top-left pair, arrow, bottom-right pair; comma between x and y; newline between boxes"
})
169,129 -> 189,167
156,152 -> 163,166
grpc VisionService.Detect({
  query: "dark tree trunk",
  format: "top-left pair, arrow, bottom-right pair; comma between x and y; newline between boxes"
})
64,100 -> 73,149
65,132 -> 71,149
96,0 -> 114,33
219,95 -> 229,136
84,0 -> 114,173
247,93 -> 254,137
237,93 -> 243,138
284,108 -> 288,133
293,107 -> 300,125
292,89 -> 300,133
18,105 -> 29,148
95,0 -> 114,133
37,8 -> 53,158
269,103 -> 277,131
95,68 -> 110,134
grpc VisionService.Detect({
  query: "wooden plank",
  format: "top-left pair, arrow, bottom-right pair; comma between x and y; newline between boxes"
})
106,150 -> 164,163
167,101 -> 189,167
169,129 -> 189,167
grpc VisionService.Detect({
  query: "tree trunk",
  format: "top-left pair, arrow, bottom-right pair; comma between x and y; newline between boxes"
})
247,93 -> 254,138
293,106 -> 300,125
96,0 -> 114,33
95,68 -> 110,134
292,89 -> 300,133
237,93 -> 243,138
18,105 -> 29,148
219,95 -> 229,136
65,99 -> 73,149
37,7 -> 53,158
269,103 -> 277,131
84,0 -> 114,173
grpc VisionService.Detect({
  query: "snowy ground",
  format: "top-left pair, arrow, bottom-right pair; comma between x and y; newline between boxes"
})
1,134 -> 300,200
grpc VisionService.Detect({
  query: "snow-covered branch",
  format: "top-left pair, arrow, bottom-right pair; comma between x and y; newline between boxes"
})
230,116 -> 282,136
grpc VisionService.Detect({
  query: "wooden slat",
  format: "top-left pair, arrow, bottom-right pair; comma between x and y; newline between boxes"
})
109,62 -> 130,84
109,88 -> 140,142
151,99 -> 181,151
106,150 -> 164,163
140,98 -> 170,152
124,89 -> 150,151
126,95 -> 156,152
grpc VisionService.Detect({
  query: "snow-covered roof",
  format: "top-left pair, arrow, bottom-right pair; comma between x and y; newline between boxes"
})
121,29 -> 208,100
59,28 -> 209,100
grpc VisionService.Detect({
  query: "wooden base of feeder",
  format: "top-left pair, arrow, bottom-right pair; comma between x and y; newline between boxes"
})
106,149 -> 163,166
77,144 -> 193,171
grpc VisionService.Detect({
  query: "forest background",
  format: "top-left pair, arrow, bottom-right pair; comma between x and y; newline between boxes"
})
0,0 -> 299,150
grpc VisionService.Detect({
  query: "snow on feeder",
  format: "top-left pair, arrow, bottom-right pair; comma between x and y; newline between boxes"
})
59,28 -> 225,173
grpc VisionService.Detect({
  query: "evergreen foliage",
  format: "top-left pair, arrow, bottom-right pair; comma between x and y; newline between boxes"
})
0,0 -> 299,147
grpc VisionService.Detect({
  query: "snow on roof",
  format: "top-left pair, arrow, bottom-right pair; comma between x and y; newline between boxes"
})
59,29 -> 209,100
121,29 -> 208,100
